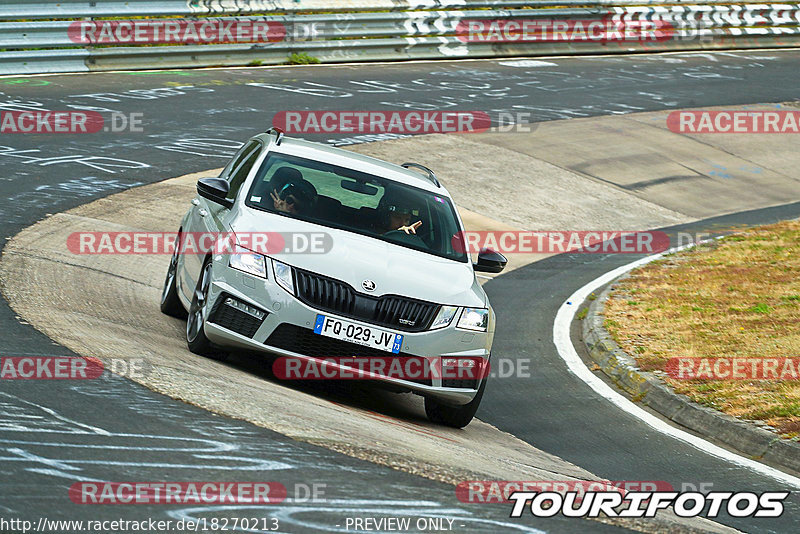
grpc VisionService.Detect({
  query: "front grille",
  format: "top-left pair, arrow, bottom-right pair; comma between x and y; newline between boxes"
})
208,294 -> 266,338
293,268 -> 439,332
265,324 -> 432,386
295,270 -> 355,315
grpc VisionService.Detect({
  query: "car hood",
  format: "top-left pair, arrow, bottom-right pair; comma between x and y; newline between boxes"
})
231,211 -> 485,308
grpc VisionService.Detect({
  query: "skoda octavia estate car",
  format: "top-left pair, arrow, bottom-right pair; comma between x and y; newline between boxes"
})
160,128 -> 506,427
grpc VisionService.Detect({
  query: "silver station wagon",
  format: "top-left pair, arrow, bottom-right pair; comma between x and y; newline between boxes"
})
160,128 -> 506,427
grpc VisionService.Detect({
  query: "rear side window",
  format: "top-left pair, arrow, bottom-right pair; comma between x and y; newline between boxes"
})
220,140 -> 258,180
226,144 -> 262,202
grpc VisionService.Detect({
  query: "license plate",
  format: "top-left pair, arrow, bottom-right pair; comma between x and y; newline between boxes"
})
313,315 -> 404,354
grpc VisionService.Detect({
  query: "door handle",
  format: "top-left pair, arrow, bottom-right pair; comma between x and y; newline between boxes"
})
199,209 -> 208,217
191,198 -> 200,206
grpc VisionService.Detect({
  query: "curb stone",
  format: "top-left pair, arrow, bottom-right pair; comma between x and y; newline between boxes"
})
581,281 -> 800,476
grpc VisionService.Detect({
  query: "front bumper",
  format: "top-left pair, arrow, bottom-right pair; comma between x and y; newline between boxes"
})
201,255 -> 493,405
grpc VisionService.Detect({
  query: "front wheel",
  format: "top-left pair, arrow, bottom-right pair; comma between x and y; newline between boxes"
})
160,230 -> 187,318
425,378 -> 486,428
186,260 -> 227,361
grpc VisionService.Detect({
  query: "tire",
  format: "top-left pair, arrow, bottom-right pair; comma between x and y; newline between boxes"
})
160,230 -> 187,318
425,377 -> 487,428
186,259 -> 227,360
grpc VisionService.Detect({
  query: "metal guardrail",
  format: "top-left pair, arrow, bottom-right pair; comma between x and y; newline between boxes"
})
0,0 -> 769,19
1,2 -> 800,75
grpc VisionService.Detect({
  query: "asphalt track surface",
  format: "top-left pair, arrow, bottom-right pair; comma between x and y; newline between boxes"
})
1,51 -> 800,532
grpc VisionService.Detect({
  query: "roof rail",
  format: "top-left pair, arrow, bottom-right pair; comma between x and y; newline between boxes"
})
401,162 -> 440,188
266,127 -> 284,146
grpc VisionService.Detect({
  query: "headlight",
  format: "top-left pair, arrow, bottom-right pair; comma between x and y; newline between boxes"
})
457,307 -> 489,332
229,246 -> 267,278
271,259 -> 295,294
430,306 -> 458,329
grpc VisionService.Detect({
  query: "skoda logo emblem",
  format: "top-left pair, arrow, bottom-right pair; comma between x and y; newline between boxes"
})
362,280 -> 376,292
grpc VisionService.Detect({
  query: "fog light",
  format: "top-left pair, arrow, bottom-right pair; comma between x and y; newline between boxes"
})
224,297 -> 266,320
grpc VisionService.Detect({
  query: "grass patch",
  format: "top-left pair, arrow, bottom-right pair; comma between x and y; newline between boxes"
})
604,219 -> 800,437
286,52 -> 321,65
747,303 -> 772,314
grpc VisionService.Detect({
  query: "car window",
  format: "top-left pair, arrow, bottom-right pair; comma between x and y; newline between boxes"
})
244,153 -> 467,262
258,162 -> 385,210
226,143 -> 262,202
220,140 -> 259,180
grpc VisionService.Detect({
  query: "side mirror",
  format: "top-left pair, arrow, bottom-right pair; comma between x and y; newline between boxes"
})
473,248 -> 507,273
197,177 -> 232,208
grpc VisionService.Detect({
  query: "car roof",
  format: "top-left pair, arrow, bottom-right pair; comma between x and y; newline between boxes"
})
251,133 -> 451,196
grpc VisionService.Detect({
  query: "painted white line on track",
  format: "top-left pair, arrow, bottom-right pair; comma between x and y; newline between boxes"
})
498,60 -> 558,67
552,242 -> 800,489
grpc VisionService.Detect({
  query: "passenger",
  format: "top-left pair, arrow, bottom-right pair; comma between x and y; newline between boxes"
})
268,167 -> 317,215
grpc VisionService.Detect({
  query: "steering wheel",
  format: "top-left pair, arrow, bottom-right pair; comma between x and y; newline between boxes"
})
384,230 -> 425,246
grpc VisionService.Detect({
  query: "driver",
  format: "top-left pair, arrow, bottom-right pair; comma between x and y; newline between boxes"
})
378,191 -> 423,235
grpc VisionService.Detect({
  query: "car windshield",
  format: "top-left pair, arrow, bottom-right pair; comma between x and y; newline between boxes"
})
244,153 -> 467,262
